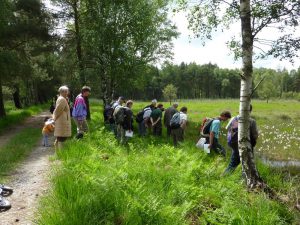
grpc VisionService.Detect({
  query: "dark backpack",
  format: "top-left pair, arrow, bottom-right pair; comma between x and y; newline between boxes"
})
200,117 -> 214,137
104,104 -> 114,123
136,110 -> 144,123
228,117 -> 239,144
170,112 -> 181,129
114,107 -> 125,124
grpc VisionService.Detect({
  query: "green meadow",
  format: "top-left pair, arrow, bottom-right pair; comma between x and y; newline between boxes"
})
37,100 -> 300,225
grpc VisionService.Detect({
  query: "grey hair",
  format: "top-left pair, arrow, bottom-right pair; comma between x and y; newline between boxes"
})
58,85 -> 69,94
151,99 -> 157,104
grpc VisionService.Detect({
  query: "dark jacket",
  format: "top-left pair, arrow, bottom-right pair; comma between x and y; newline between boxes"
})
163,106 -> 177,127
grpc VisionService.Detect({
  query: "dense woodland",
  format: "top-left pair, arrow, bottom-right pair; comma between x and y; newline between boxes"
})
1,0 -> 300,118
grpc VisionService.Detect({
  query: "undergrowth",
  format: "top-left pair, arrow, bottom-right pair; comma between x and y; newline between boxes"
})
37,106 -> 299,225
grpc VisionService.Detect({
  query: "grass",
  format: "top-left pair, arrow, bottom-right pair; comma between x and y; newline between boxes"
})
37,102 -> 300,225
0,101 -> 48,133
0,127 -> 41,182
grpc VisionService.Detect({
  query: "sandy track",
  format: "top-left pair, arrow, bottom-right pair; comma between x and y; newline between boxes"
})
0,112 -> 54,225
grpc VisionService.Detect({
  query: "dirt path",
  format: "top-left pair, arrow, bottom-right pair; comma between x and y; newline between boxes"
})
0,112 -> 54,225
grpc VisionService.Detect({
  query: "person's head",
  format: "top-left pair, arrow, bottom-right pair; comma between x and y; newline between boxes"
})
58,85 -> 69,98
180,106 -> 188,114
151,99 -> 157,107
173,103 -> 179,109
126,100 -> 133,109
81,86 -> 91,97
118,96 -> 125,104
220,110 -> 231,121
44,116 -> 50,122
157,103 -> 163,109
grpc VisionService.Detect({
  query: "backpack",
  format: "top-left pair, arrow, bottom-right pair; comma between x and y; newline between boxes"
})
136,110 -> 144,123
114,107 -> 125,124
228,117 -> 239,144
200,117 -> 214,137
170,112 -> 181,129
104,104 -> 114,123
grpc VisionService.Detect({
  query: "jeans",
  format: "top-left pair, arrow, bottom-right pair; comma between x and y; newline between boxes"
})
224,142 -> 240,173
211,137 -> 226,156
42,134 -> 49,147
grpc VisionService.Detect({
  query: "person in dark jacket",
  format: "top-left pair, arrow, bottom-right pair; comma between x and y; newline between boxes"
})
117,100 -> 133,145
150,103 -> 164,136
224,104 -> 258,174
163,103 -> 179,137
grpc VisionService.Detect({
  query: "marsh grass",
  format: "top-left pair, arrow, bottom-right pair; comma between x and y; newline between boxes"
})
37,102 -> 300,225
0,127 -> 41,181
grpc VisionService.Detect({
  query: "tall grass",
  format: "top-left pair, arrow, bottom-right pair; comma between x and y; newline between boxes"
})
0,127 -> 41,181
37,104 -> 299,225
0,102 -> 48,133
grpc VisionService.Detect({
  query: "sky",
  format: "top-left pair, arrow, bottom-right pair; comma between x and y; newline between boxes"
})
44,0 -> 299,71
170,11 -> 300,71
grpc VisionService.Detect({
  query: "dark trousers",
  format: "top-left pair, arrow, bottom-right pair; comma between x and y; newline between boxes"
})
171,127 -> 184,147
225,142 -> 240,172
166,125 -> 172,137
211,138 -> 226,156
153,121 -> 162,136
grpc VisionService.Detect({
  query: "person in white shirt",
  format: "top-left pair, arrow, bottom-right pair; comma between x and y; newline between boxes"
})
171,106 -> 188,147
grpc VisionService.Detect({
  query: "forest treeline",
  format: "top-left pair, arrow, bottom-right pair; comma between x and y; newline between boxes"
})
1,0 -> 300,118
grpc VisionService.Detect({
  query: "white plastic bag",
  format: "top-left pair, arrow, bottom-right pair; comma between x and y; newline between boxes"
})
196,137 -> 206,149
125,130 -> 133,138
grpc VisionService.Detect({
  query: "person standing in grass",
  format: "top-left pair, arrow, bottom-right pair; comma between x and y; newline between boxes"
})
139,99 -> 157,136
116,100 -> 134,145
111,96 -> 125,135
150,103 -> 164,136
164,103 -> 178,137
224,105 -> 258,173
171,106 -> 188,147
208,111 -> 231,157
53,86 -> 72,150
72,86 -> 91,139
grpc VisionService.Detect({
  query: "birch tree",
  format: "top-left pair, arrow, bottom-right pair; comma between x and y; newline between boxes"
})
179,0 -> 300,189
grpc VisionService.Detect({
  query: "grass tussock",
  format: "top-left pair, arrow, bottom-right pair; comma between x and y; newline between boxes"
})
37,107 -> 299,225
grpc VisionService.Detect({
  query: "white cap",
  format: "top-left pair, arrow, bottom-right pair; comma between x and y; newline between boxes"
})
151,99 -> 157,104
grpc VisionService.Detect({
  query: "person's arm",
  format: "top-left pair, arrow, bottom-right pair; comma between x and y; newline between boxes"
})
209,131 -> 214,148
181,119 -> 187,129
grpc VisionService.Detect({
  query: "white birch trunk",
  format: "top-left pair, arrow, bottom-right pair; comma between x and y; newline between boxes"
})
239,0 -> 263,188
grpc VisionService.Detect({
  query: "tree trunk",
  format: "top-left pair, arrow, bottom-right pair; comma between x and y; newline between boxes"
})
12,85 -> 22,109
0,76 -> 6,118
73,0 -> 85,85
239,0 -> 263,189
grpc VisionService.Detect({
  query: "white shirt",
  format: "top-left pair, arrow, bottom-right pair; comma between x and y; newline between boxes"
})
143,107 -> 152,119
179,112 -> 187,124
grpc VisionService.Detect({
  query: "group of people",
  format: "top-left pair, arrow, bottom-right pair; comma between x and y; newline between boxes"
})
106,96 -> 258,175
46,88 -> 258,175
105,98 -> 189,147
